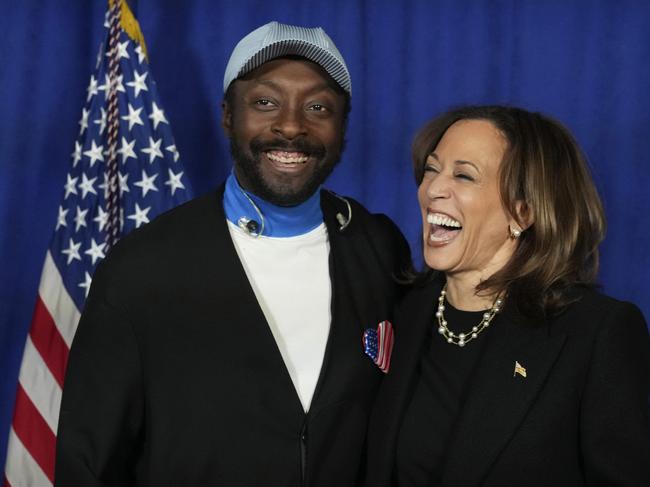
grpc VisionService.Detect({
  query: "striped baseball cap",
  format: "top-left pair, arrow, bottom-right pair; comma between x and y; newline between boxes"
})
223,21 -> 351,95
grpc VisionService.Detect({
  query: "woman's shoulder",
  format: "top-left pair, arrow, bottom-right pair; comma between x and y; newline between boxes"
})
553,285 -> 647,338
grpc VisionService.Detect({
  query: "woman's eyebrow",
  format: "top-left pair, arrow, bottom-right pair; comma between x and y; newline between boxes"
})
455,159 -> 480,172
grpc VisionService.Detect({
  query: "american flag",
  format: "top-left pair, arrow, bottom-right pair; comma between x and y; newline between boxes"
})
363,320 -> 394,374
3,2 -> 192,485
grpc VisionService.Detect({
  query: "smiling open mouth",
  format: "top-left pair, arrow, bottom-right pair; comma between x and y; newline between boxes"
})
266,150 -> 309,165
427,212 -> 462,243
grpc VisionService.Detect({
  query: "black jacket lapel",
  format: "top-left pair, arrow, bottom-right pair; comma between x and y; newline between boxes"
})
310,191 -> 407,411
439,307 -> 567,487
310,193 -> 380,403
365,279 -> 442,487
206,187 -> 305,419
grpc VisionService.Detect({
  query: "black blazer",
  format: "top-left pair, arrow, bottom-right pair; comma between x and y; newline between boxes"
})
55,187 -> 411,487
366,278 -> 650,487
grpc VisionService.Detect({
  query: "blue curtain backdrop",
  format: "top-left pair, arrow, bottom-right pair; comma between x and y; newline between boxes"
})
1,0 -> 649,468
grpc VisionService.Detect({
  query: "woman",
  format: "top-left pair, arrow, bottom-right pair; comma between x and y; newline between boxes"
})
365,106 -> 650,486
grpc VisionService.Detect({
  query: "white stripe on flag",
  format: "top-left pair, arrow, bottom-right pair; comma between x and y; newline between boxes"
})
17,336 -> 62,434
4,428 -> 51,487
39,251 -> 81,348
377,322 -> 385,364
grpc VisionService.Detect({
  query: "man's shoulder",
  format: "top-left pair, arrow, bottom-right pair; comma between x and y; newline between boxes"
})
320,189 -> 402,237
140,191 -> 221,237
101,190 -> 223,269
320,189 -> 412,274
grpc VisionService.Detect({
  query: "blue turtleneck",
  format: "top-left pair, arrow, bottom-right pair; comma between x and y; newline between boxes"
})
223,172 -> 324,237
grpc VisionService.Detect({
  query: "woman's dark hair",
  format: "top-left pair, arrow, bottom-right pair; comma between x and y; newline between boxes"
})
412,105 -> 606,318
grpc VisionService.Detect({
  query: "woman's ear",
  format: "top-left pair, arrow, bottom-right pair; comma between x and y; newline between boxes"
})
513,200 -> 534,231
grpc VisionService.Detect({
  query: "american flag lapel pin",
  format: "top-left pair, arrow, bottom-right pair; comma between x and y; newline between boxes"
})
514,361 -> 527,378
363,320 -> 394,374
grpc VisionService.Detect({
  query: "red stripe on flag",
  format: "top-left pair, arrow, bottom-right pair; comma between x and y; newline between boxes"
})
3,475 -> 11,487
12,384 -> 56,483
383,324 -> 394,371
29,296 -> 70,387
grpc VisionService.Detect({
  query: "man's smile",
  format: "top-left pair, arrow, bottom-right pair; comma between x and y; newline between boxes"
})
265,150 -> 310,164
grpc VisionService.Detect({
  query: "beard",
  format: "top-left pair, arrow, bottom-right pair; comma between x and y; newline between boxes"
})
229,135 -> 343,207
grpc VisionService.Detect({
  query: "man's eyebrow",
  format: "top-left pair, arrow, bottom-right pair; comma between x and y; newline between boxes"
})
252,79 -> 337,95
253,79 -> 281,89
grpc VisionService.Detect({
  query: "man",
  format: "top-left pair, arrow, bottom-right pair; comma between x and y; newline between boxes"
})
55,21 -> 410,486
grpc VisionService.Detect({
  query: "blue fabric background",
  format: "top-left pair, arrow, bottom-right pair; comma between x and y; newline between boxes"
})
1,0 -> 649,469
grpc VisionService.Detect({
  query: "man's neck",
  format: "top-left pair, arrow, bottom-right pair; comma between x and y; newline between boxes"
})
223,172 -> 323,237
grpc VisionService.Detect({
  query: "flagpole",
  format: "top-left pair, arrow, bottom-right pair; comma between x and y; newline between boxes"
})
105,0 -> 122,250
4,1 -> 191,483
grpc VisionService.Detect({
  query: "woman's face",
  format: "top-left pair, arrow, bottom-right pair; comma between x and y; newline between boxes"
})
418,119 -> 518,280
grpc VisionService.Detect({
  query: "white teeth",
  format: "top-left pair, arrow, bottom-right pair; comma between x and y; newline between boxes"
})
430,233 -> 454,242
426,213 -> 461,228
266,151 -> 309,164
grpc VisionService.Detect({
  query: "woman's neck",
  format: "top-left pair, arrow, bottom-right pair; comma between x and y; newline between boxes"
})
444,273 -> 498,311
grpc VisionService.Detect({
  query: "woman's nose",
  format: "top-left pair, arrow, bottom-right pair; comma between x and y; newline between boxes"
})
424,174 -> 451,200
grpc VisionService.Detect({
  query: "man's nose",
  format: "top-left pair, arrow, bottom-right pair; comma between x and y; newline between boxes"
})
271,106 -> 307,140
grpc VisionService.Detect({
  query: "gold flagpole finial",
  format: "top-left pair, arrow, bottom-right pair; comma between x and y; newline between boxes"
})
107,0 -> 148,61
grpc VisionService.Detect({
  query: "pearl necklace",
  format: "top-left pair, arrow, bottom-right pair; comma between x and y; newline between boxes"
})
436,285 -> 503,347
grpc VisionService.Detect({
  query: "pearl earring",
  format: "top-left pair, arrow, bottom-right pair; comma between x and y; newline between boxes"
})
509,226 -> 522,239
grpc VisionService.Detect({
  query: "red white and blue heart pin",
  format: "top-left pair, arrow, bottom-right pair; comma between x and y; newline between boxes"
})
363,320 -> 394,374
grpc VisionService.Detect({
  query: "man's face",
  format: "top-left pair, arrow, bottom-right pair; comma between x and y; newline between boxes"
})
222,58 -> 346,206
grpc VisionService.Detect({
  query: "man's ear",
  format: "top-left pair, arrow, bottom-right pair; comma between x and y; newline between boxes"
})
222,100 -> 232,137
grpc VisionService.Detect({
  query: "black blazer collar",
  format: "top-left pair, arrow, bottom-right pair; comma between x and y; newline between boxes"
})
440,298 -> 567,486
367,276 -> 567,487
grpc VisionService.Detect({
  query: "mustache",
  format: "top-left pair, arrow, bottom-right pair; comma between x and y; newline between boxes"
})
249,137 -> 326,159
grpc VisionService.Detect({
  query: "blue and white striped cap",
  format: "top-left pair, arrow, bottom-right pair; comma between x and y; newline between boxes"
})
223,21 -> 351,95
